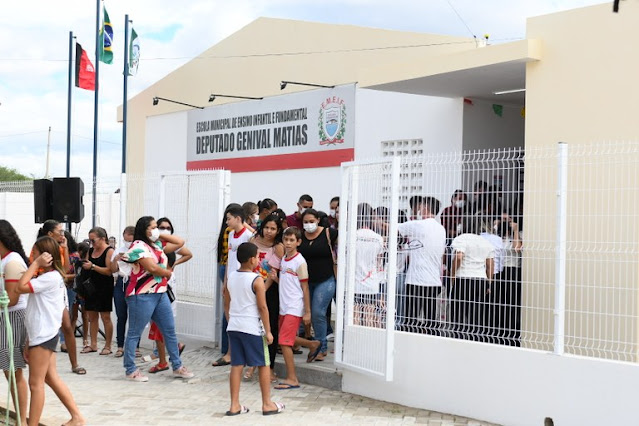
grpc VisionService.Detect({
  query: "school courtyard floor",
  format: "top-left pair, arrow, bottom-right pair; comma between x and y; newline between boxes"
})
0,335 -> 499,425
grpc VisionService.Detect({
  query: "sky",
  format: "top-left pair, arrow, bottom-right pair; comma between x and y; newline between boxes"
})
0,0 -> 606,187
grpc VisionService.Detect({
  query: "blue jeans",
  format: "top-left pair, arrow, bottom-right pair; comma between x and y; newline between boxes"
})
123,292 -> 182,375
394,272 -> 407,329
218,264 -> 229,355
113,277 -> 127,348
310,276 -> 336,353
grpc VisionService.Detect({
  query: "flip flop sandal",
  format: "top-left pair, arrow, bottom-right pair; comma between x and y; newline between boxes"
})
114,349 -> 124,358
263,402 -> 285,415
178,343 -> 186,355
80,346 -> 97,354
307,346 -> 321,363
149,363 -> 169,373
100,348 -> 113,356
225,406 -> 249,416
274,383 -> 300,390
72,367 -> 87,375
211,357 -> 230,367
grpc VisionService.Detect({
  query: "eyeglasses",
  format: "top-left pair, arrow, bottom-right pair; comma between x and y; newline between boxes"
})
89,239 -> 97,244
158,226 -> 172,231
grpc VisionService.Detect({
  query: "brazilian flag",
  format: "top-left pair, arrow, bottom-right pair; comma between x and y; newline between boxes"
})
99,6 -> 113,64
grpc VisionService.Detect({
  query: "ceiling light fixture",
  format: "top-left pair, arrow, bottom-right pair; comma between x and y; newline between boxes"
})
280,81 -> 335,90
208,94 -> 263,102
152,96 -> 203,109
493,88 -> 526,95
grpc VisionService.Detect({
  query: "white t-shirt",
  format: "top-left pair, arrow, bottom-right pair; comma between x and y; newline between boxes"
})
354,228 -> 384,294
227,227 -> 253,278
25,270 -> 66,346
397,218 -> 446,287
503,233 -> 522,268
480,233 -> 504,275
451,234 -> 495,279
227,270 -> 262,336
112,242 -> 132,279
279,252 -> 309,317
1,252 -> 28,311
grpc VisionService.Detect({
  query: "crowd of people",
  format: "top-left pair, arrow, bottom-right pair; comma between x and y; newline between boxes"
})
0,184 -> 522,422
350,181 -> 523,346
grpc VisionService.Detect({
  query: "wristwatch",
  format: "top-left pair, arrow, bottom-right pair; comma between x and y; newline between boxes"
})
91,264 -> 95,270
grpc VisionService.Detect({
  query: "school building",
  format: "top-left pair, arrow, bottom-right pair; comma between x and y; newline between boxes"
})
120,3 -> 639,425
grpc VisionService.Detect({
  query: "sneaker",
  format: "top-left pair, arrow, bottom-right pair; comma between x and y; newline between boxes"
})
326,333 -> 335,342
173,366 -> 194,379
126,369 -> 148,382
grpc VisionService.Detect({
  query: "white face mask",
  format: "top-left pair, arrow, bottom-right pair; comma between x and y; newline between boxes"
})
454,200 -> 466,209
253,214 -> 259,224
150,228 -> 160,242
299,207 -> 307,216
158,229 -> 171,236
415,213 -> 423,221
303,223 -> 318,233
123,241 -> 132,249
329,209 -> 336,218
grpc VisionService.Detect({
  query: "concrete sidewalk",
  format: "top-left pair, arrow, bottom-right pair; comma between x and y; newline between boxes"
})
0,336 -> 499,425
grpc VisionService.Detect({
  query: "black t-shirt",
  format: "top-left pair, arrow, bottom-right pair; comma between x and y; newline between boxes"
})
299,227 -> 338,284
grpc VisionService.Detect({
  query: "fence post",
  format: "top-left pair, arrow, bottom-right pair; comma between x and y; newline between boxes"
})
384,156 -> 401,381
554,142 -> 568,355
335,164 -> 353,364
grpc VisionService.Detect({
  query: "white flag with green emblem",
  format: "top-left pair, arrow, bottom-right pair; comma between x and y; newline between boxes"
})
128,27 -> 140,76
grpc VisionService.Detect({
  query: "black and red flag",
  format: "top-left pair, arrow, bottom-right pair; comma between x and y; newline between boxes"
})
75,43 -> 95,91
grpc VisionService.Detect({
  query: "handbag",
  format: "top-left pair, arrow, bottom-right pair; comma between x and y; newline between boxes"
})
74,273 -> 95,299
325,228 -> 338,278
166,284 -> 176,303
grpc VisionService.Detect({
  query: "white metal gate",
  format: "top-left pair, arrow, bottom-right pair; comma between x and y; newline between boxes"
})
335,158 -> 400,381
158,170 -> 231,341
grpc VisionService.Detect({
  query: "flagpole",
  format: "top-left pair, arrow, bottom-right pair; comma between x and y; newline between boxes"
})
66,31 -> 74,232
120,14 -> 130,240
92,0 -> 101,228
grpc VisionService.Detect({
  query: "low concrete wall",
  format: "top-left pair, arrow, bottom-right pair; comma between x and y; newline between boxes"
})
342,332 -> 639,426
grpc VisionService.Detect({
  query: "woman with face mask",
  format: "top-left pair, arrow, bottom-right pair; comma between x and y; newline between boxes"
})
146,217 -> 193,374
109,226 -> 136,358
243,202 -> 259,230
121,216 -> 194,382
298,208 -> 338,361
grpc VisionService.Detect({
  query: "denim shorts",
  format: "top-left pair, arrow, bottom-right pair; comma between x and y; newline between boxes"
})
228,331 -> 269,367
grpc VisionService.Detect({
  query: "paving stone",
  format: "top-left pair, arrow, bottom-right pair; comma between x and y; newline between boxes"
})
0,336 -> 499,425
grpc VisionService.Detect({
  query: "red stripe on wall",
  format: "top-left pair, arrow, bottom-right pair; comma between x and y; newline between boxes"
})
186,148 -> 355,173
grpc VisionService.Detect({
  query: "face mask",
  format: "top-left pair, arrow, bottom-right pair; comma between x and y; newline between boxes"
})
124,241 -> 132,249
454,200 -> 466,209
150,228 -> 160,242
329,209 -> 336,218
299,207 -> 307,216
158,229 -> 171,236
415,213 -> 423,220
303,223 -> 318,233
253,214 -> 259,224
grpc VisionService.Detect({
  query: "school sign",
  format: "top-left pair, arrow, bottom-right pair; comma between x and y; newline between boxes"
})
186,84 -> 356,172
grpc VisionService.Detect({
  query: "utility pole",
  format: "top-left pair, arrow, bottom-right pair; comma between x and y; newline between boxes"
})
45,126 -> 52,178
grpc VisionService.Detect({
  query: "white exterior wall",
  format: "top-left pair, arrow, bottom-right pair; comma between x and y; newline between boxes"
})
463,99 -> 525,151
356,89 -> 464,159
342,332 -> 639,426
144,89 -> 464,213
146,112 -> 188,174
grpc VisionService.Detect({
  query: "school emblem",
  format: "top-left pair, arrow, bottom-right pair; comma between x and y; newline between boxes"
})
318,96 -> 346,145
